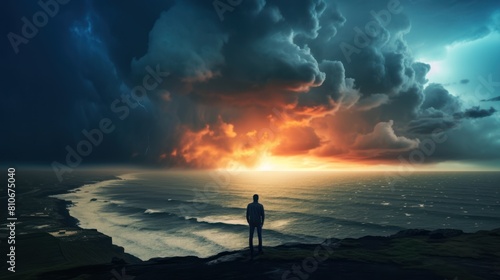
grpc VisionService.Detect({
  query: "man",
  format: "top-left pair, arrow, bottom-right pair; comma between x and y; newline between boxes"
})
246,194 -> 265,257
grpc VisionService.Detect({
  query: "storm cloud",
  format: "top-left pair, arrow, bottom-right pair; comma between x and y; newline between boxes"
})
455,106 -> 497,119
2,0 -> 500,171
482,96 -> 500,102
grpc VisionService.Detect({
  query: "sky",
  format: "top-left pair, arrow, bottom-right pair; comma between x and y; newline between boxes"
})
1,0 -> 500,173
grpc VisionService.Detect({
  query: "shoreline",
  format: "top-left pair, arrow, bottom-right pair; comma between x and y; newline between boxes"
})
50,174 -> 144,259
0,170 -> 142,279
49,176 -> 124,227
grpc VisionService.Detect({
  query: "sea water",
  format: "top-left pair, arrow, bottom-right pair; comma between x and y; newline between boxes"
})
54,171 -> 500,260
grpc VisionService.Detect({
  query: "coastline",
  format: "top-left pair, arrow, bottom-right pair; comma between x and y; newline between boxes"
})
50,176 -> 126,227
50,174 -> 143,257
49,175 -> 126,230
0,170 -> 142,279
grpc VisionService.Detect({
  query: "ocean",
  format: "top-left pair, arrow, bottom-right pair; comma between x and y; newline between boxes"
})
53,171 -> 500,261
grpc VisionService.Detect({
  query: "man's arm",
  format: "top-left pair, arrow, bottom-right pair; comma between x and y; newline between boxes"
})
261,205 -> 265,226
246,204 -> 250,224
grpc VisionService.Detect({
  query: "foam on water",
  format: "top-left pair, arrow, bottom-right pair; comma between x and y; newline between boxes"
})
144,209 -> 163,214
53,176 -> 237,259
196,215 -> 247,226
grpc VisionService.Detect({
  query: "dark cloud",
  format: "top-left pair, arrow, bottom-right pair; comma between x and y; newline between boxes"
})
2,0 -> 500,169
90,0 -> 175,75
417,117 -> 500,162
407,118 -> 459,134
352,120 -> 419,152
454,107 -> 497,119
297,60 -> 357,112
353,94 -> 389,111
133,0 -> 328,102
406,107 -> 459,135
408,84 -> 497,135
1,0 -> 166,165
481,96 -> 500,102
421,84 -> 461,114
412,62 -> 431,85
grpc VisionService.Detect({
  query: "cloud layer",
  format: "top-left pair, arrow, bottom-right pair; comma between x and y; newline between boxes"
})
2,0 -> 500,170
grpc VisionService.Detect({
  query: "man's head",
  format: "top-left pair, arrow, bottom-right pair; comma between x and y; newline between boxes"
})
253,194 -> 259,202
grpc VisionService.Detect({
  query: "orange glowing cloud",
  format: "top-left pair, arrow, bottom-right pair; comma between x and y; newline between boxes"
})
163,95 -> 423,170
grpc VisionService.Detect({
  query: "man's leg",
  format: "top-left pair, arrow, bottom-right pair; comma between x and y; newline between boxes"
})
249,225 -> 255,256
257,226 -> 262,253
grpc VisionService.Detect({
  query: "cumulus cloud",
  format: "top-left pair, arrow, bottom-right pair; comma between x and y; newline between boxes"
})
131,1 -> 228,83
297,60 -> 359,113
412,62 -> 431,84
421,84 -> 461,114
353,120 -> 420,152
133,0 -> 328,104
273,126 -> 321,155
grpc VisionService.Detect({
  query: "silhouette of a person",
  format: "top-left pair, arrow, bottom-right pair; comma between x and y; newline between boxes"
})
246,194 -> 265,257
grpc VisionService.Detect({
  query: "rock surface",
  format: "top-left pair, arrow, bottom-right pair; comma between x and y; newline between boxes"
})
35,228 -> 500,280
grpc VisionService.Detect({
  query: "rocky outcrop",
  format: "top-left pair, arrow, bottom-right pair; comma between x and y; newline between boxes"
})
36,228 -> 500,280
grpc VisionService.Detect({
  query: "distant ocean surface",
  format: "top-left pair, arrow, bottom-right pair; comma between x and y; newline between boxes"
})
54,171 -> 500,260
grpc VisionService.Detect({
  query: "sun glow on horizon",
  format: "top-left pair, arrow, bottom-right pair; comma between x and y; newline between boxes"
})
255,161 -> 275,171
232,154 -> 369,172
214,154 -> 500,173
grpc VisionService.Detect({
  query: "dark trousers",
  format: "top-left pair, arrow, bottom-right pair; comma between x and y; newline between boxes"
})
249,224 -> 262,254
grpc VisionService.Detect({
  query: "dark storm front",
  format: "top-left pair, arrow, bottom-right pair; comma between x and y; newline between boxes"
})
56,171 -> 500,260
50,65 -> 170,182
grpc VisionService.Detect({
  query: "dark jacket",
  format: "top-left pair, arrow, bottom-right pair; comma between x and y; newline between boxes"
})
246,202 -> 265,226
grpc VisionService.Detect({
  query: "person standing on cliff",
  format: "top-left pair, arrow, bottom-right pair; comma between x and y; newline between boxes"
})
246,194 -> 265,258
